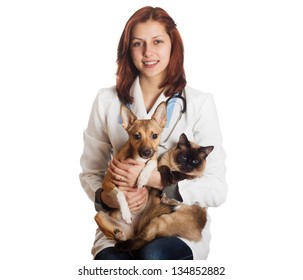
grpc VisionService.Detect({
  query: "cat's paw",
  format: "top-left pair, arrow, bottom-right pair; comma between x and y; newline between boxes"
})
161,194 -> 181,205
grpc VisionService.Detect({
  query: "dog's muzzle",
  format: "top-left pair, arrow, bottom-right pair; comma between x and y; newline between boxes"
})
139,147 -> 154,159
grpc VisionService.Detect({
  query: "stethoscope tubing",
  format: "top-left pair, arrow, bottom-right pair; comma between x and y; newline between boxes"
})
161,91 -> 186,145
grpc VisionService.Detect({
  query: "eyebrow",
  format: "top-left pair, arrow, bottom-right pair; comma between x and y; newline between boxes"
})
131,35 -> 166,40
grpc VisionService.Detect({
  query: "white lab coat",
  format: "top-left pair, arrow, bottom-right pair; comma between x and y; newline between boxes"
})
80,77 -> 227,259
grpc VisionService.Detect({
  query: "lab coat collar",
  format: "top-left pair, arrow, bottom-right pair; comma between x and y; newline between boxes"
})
129,77 -> 167,119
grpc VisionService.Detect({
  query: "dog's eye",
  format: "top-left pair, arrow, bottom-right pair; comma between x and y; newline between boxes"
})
134,133 -> 141,140
152,133 -> 158,139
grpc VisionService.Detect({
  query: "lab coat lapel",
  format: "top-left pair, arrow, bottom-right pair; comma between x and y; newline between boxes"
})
129,77 -> 148,119
129,77 -> 167,119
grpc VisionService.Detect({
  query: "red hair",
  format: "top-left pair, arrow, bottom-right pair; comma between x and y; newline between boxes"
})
116,6 -> 186,104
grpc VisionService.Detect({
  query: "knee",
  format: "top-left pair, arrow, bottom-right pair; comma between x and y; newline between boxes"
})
136,245 -> 167,260
136,237 -> 193,260
94,247 -> 131,260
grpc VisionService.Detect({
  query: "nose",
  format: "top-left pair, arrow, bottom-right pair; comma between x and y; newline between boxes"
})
140,147 -> 154,159
144,43 -> 154,57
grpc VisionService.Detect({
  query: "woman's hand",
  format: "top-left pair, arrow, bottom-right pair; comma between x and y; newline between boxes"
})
118,186 -> 149,212
107,158 -> 148,211
109,158 -> 145,187
100,185 -> 148,211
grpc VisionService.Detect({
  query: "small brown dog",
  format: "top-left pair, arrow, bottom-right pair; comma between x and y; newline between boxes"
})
95,102 -> 167,228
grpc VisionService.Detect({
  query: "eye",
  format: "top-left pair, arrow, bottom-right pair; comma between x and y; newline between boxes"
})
154,40 -> 163,45
134,133 -> 141,140
182,155 -> 187,160
132,41 -> 143,47
193,160 -> 199,164
152,133 -> 158,139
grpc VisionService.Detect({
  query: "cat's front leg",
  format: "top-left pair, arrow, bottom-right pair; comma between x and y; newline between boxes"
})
171,171 -> 195,182
158,165 -> 175,186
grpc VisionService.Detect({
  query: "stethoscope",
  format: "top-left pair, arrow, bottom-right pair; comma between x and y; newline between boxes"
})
160,91 -> 187,146
166,91 -> 186,114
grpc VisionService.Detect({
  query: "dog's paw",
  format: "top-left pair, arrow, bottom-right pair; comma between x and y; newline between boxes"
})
113,228 -> 126,241
121,208 -> 132,225
119,197 -> 132,224
136,159 -> 157,188
137,174 -> 148,188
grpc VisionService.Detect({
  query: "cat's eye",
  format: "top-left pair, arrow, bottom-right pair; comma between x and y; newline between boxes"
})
134,133 -> 141,140
193,160 -> 199,164
152,133 -> 158,139
182,155 -> 187,160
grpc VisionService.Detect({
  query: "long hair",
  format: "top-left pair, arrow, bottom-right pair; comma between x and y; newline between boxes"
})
116,6 -> 186,104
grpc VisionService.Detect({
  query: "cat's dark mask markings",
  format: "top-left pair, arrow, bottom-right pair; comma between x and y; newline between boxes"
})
158,133 -> 214,186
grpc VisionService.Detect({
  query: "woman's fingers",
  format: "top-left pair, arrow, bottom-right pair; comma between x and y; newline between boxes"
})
119,186 -> 149,211
109,160 -> 130,184
109,158 -> 145,187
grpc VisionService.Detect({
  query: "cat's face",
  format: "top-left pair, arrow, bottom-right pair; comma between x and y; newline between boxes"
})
176,148 -> 204,173
173,134 -> 214,175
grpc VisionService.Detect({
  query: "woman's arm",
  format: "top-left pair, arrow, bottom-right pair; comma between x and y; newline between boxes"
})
79,91 -> 112,203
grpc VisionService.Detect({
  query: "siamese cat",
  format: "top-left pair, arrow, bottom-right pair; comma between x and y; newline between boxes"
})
158,133 -> 214,185
115,133 -> 214,252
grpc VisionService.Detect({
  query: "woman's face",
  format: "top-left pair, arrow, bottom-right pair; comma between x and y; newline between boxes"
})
130,20 -> 172,83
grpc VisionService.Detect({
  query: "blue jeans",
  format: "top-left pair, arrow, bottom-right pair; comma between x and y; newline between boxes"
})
94,237 -> 193,260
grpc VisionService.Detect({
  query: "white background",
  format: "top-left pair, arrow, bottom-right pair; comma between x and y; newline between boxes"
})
1,0 -> 303,279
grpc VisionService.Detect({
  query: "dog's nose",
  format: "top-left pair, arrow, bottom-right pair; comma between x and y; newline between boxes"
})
140,148 -> 153,159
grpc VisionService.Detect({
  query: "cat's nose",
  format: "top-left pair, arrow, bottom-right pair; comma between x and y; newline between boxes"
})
185,165 -> 193,172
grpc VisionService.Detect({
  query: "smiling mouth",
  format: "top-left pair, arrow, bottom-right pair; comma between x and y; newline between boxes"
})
143,60 -> 158,66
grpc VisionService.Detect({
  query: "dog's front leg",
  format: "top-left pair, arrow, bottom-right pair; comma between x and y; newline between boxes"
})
108,187 -> 132,224
137,159 -> 157,188
116,190 -> 132,224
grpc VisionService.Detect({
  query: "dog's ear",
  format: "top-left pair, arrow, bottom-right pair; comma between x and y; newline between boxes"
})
121,105 -> 137,131
152,102 -> 167,128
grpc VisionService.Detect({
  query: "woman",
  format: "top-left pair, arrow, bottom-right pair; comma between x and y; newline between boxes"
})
80,6 -> 227,260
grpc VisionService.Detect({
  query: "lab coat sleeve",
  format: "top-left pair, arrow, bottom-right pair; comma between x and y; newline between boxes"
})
178,94 -> 228,207
79,91 -> 112,202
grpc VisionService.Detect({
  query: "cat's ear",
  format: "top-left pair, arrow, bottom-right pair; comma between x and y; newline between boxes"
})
152,102 -> 167,128
177,133 -> 190,148
198,146 -> 214,157
121,104 -> 137,131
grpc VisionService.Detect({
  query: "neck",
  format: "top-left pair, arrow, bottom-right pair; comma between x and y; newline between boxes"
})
139,76 -> 164,112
